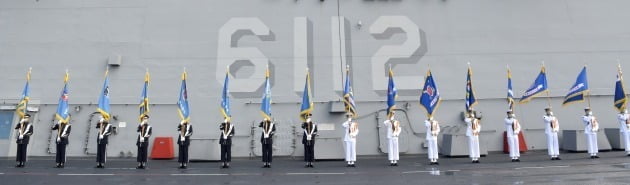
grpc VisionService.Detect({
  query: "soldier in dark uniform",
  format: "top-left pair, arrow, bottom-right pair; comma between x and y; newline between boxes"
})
219,117 -> 234,168
177,120 -> 193,169
259,118 -> 276,168
95,117 -> 112,168
136,115 -> 152,169
51,119 -> 71,168
14,114 -> 33,168
301,114 -> 317,168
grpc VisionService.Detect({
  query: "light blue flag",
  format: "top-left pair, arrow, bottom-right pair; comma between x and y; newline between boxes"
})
387,66 -> 397,118
563,66 -> 589,106
466,66 -> 477,111
177,71 -> 190,122
614,65 -> 628,112
16,68 -> 31,119
221,68 -> 231,120
97,70 -> 111,121
139,70 -> 150,121
343,66 -> 358,118
300,68 -> 313,121
260,67 -> 272,120
519,66 -> 548,104
56,72 -> 70,123
420,70 -> 441,117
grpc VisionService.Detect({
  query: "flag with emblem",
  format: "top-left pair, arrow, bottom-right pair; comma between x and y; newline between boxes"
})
16,68 -> 31,119
97,69 -> 111,121
260,65 -> 272,120
563,66 -> 589,106
177,70 -> 190,122
221,67 -> 231,120
56,71 -> 70,123
139,69 -> 150,121
420,69 -> 441,117
299,68 -> 313,121
343,65 -> 358,118
519,65 -> 548,104
615,64 -> 628,112
387,66 -> 398,118
465,65 -> 477,111
507,67 -> 515,110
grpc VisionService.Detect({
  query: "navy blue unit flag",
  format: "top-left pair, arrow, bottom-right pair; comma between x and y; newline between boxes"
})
465,66 -> 477,111
614,64 -> 628,112
519,66 -> 548,104
419,69 -> 441,117
343,65 -> 358,118
563,66 -> 589,106
387,66 -> 398,118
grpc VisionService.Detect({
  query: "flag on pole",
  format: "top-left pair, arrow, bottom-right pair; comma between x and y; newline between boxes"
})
221,67 -> 231,120
614,64 -> 628,112
465,65 -> 477,111
177,70 -> 190,122
420,69 -> 441,117
387,66 -> 398,118
507,67 -> 515,110
260,66 -> 272,120
55,71 -> 70,123
563,66 -> 589,106
519,66 -> 548,104
343,65 -> 358,118
138,70 -> 150,121
16,68 -> 31,119
97,69 -> 111,121
299,68 -> 313,121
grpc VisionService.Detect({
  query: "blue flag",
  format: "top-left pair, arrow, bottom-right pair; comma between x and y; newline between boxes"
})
519,66 -> 548,104
97,70 -> 111,121
343,66 -> 358,118
300,68 -> 313,121
56,72 -> 70,123
16,68 -> 31,119
465,66 -> 477,111
260,66 -> 272,120
387,66 -> 398,118
420,70 -> 441,117
615,65 -> 628,112
177,71 -> 190,122
221,68 -> 231,120
507,67 -> 515,110
563,66 -> 589,106
139,70 -> 150,121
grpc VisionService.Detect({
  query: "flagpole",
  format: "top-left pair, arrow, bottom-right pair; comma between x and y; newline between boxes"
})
585,64 -> 592,108
542,61 -> 552,108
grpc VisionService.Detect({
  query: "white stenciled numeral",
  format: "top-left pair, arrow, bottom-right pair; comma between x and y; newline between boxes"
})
217,18 -> 272,93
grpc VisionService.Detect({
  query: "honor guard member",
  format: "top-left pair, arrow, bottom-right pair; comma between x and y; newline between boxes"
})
219,117 -> 234,168
543,108 -> 561,160
302,114 -> 317,168
52,119 -> 71,168
583,108 -> 600,158
618,109 -> 630,156
259,117 -> 276,168
504,111 -> 521,162
14,114 -> 33,168
464,110 -> 481,163
342,113 -> 359,167
177,120 -> 193,169
136,115 -> 152,169
384,112 -> 401,166
95,117 -> 112,168
425,116 -> 440,165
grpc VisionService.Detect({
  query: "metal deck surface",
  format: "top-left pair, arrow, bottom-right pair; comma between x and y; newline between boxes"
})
1,150 -> 630,185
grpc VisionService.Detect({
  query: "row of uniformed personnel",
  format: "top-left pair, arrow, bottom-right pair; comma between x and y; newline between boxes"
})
12,108 -> 630,168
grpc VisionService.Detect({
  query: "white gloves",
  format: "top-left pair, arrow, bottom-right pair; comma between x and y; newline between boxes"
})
140,137 -> 145,143
99,135 -> 103,139
18,135 -> 23,139
57,137 -> 61,142
180,136 -> 185,142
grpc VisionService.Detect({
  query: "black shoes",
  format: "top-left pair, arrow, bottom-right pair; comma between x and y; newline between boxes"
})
511,159 -> 520,162
551,157 -> 561,160
472,160 -> 480,163
590,155 -> 600,159
390,163 -> 398,166
429,162 -> 439,165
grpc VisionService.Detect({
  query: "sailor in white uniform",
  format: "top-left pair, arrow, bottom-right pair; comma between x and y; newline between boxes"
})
384,112 -> 401,166
425,116 -> 440,165
543,108 -> 561,160
504,111 -> 521,162
583,107 -> 600,159
464,110 -> 481,163
342,113 -> 359,167
618,109 -> 630,156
